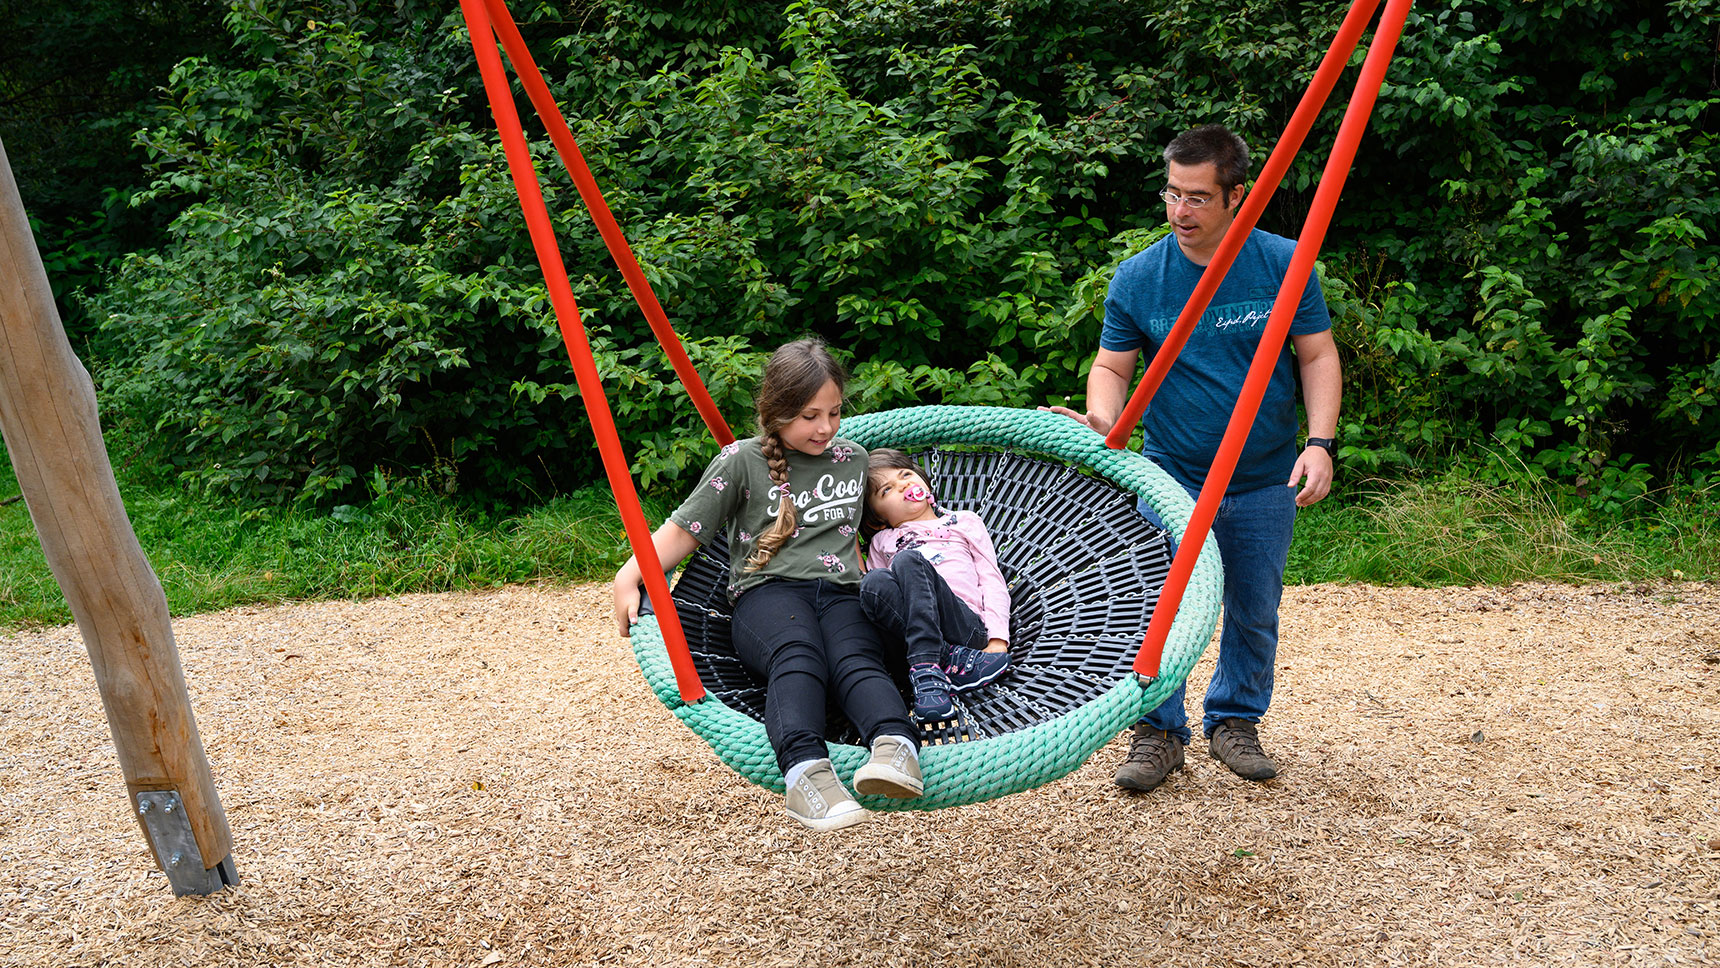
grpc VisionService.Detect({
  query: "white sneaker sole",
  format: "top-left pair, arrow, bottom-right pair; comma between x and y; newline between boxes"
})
948,660 -> 1009,693
786,802 -> 870,832
853,763 -> 924,799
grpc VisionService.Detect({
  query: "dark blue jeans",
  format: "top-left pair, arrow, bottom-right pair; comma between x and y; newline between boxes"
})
730,579 -> 916,773
858,549 -> 988,668
1137,479 -> 1298,743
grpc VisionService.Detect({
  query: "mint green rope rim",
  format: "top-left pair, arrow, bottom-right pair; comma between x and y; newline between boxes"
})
629,405 -> 1222,811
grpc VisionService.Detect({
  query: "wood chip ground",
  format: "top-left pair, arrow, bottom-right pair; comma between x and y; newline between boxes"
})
2,581 -> 1716,966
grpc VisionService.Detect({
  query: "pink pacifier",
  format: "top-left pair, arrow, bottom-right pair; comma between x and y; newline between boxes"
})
903,484 -> 930,503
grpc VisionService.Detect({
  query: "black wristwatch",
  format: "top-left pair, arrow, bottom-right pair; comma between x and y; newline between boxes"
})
1305,436 -> 1336,454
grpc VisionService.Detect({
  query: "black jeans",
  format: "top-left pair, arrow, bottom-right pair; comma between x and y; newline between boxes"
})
730,580 -> 915,773
858,550 -> 987,669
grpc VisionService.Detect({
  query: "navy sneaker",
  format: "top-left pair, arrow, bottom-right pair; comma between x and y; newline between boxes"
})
909,663 -> 956,720
944,647 -> 1010,692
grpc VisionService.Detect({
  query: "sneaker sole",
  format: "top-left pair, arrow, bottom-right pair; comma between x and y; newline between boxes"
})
948,665 -> 1008,693
853,764 -> 925,799
785,803 -> 870,832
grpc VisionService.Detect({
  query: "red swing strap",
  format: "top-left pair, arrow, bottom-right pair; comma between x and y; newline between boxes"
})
477,0 -> 735,449
1131,0 -> 1416,679
460,0 -> 706,703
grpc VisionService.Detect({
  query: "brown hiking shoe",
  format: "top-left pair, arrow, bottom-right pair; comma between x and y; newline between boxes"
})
1208,718 -> 1278,780
1114,724 -> 1185,792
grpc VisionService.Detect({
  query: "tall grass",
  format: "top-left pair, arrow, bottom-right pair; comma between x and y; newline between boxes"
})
0,474 -> 60,628
1287,474 -> 1710,586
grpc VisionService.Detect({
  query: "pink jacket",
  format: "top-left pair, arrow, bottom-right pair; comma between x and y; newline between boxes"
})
868,510 -> 1011,645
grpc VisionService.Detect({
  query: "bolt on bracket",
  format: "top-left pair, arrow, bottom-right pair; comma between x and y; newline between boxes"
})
133,790 -> 239,896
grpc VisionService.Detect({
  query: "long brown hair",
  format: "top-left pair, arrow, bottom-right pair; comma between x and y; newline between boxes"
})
746,338 -> 847,571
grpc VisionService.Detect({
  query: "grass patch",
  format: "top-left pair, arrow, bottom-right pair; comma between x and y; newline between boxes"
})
5,439 -> 1717,632
1287,474 -> 1716,586
0,447 -> 665,629
0,480 -> 62,629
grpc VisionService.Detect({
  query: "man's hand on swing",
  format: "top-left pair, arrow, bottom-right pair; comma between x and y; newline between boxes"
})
1039,404 -> 1100,431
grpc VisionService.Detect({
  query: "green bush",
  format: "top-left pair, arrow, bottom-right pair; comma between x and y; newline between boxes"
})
1,0 -> 228,345
80,0 -> 1720,509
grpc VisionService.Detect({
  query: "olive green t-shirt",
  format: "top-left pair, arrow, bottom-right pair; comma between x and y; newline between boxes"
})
669,436 -> 869,601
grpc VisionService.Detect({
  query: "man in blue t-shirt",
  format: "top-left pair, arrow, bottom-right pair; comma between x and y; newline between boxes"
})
1046,124 -> 1342,792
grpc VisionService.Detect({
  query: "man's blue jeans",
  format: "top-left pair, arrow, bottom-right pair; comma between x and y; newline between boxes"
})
1137,479 -> 1298,744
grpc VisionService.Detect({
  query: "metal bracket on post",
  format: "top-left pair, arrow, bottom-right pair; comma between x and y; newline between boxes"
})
134,791 -> 240,896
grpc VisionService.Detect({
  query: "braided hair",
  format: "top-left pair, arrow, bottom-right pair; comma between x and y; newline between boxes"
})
746,339 -> 847,571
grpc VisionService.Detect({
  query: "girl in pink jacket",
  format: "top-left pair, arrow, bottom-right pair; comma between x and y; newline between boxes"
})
860,448 -> 1012,721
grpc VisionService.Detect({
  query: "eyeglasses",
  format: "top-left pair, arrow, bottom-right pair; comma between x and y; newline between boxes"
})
1159,188 -> 1215,209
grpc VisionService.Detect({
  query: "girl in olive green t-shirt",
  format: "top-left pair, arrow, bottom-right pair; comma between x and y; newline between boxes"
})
611,339 -> 921,832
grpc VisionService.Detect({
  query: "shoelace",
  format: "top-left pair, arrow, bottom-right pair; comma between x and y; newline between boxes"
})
1126,732 -> 1172,763
1217,726 -> 1266,759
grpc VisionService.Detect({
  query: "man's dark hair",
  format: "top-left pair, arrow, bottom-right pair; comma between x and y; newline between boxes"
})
1163,125 -> 1251,207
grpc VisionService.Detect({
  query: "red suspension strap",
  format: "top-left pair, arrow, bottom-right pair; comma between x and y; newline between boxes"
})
1132,0 -> 1415,679
479,0 -> 733,447
460,0 -> 705,703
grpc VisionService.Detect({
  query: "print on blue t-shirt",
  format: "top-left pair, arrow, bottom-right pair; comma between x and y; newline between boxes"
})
1100,229 -> 1331,493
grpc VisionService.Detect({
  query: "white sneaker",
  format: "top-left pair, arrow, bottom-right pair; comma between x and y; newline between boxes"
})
784,760 -> 869,831
853,735 -> 924,799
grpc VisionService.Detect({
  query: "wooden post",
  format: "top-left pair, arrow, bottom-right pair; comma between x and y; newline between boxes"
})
0,134 -> 236,894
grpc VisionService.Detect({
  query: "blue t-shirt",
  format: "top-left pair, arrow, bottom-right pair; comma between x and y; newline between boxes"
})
1100,229 -> 1331,493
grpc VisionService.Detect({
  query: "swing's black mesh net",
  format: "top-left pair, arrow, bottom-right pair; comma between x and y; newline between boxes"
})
652,448 -> 1176,746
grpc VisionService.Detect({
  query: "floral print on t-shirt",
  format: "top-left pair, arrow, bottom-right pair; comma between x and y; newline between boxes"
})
668,436 -> 869,600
